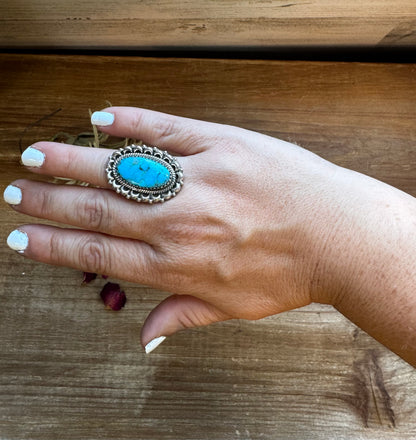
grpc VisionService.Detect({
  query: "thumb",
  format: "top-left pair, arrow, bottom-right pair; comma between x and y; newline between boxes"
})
140,294 -> 231,354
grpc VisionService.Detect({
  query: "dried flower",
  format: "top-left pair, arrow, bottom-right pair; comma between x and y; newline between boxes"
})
82,272 -> 97,284
100,282 -> 126,311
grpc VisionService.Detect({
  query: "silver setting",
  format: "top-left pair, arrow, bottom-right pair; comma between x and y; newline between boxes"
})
106,144 -> 184,204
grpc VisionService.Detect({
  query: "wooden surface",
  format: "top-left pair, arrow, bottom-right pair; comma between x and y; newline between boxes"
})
1,54 -> 416,439
1,0 -> 416,49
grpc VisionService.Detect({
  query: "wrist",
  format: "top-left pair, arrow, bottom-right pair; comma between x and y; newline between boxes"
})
309,166 -> 416,364
309,166 -> 416,307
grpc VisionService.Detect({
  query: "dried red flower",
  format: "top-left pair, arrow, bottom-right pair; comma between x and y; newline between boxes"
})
100,282 -> 126,311
82,272 -> 97,284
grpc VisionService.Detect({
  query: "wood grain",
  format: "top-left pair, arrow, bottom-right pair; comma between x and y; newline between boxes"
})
1,0 -> 416,49
0,54 -> 416,439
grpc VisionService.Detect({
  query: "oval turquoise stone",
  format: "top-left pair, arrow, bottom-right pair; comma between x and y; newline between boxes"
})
116,156 -> 171,189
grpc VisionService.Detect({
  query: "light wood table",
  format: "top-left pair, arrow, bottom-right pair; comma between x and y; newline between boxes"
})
0,54 -> 415,439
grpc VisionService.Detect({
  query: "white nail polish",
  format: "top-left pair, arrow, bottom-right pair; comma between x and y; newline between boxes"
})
145,336 -> 166,354
7,230 -> 28,252
3,185 -> 22,205
21,147 -> 45,167
91,111 -> 114,126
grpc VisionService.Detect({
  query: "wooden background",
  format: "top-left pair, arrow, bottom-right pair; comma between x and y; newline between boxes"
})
1,0 -> 416,49
0,54 -> 415,439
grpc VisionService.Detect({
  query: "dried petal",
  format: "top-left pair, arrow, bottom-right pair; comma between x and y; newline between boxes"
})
101,274 -> 109,279
100,282 -> 126,311
82,272 -> 97,284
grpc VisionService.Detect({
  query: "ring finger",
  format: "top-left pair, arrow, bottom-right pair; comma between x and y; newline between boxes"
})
13,141 -> 194,238
20,141 -> 191,188
6,179 -> 161,241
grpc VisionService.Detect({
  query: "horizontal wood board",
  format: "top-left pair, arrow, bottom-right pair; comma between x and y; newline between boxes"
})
0,54 -> 416,439
1,1 -> 416,49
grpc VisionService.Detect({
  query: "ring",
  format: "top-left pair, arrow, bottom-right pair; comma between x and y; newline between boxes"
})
106,144 -> 184,203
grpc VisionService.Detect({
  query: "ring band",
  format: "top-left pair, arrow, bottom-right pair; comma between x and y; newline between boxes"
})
106,144 -> 184,203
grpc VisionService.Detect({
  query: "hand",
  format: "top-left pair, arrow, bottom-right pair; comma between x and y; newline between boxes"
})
5,106 -> 416,361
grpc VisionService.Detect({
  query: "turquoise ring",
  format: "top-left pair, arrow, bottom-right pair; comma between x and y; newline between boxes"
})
106,145 -> 184,203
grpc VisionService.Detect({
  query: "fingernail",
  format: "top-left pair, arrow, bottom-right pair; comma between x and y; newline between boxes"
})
91,111 -> 114,126
3,185 -> 22,205
21,146 -> 45,167
7,229 -> 28,253
145,336 -> 166,354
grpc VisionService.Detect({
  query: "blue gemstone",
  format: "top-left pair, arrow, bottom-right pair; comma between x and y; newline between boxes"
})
116,156 -> 171,189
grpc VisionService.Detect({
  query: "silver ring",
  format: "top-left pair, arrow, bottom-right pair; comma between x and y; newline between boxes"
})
106,144 -> 184,203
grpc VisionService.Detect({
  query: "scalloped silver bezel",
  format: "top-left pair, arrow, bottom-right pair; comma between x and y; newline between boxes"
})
106,144 -> 184,204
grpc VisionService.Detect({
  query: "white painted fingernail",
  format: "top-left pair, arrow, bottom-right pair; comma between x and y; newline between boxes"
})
145,336 -> 166,354
7,230 -> 28,252
21,147 -> 45,167
91,111 -> 114,126
3,185 -> 22,205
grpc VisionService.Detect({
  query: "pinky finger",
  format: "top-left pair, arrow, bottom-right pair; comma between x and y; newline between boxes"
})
6,225 -> 159,285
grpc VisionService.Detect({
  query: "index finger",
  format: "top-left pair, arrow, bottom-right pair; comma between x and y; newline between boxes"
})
92,106 -> 233,156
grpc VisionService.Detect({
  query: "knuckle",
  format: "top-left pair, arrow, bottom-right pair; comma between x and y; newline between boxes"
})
61,147 -> 77,173
78,236 -> 109,274
39,190 -> 54,218
152,118 -> 179,144
180,128 -> 202,148
176,306 -> 202,329
131,112 -> 145,133
49,231 -> 65,264
132,113 -> 203,149
219,136 -> 246,155
77,193 -> 109,231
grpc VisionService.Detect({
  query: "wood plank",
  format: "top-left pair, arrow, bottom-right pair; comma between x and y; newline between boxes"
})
0,54 -> 415,439
1,1 -> 416,49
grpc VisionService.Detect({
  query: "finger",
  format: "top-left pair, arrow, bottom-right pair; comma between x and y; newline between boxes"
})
21,142 -> 114,187
7,224 -> 160,285
7,180 -> 162,241
20,141 -> 192,200
91,106 -> 232,156
140,294 -> 231,353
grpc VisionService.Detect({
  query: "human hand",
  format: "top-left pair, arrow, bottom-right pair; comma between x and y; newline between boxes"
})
5,107 -> 416,360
